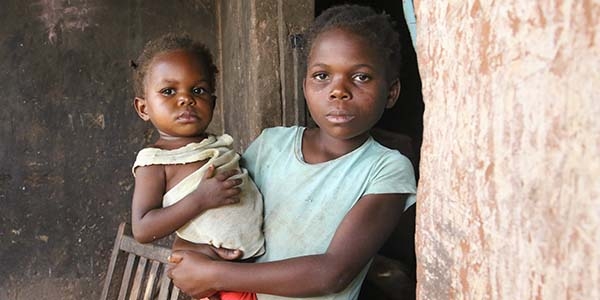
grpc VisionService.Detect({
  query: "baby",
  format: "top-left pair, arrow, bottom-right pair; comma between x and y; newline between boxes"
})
129,33 -> 264,300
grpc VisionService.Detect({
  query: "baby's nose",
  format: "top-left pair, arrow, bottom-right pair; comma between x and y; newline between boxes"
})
178,93 -> 195,105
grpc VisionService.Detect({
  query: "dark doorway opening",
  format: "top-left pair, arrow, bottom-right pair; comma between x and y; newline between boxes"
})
314,1 -> 424,299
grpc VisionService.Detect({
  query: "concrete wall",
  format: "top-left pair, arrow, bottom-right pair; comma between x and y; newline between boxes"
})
0,0 -> 218,298
415,0 -> 600,299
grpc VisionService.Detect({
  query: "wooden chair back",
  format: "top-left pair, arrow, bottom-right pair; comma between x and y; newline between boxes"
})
100,222 -> 188,300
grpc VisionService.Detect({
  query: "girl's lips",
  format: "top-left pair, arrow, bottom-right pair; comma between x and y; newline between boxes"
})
325,111 -> 355,123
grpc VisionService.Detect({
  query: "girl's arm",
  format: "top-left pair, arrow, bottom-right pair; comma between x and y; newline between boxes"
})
131,165 -> 242,243
168,192 -> 408,298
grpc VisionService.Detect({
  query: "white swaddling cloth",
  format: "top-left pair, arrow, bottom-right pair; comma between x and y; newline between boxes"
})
132,134 -> 265,259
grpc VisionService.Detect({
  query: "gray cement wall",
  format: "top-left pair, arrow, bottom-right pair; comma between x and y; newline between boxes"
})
0,1 -> 218,298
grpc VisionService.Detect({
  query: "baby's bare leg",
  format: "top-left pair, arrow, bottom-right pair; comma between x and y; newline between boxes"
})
171,236 -> 243,261
172,236 -> 208,252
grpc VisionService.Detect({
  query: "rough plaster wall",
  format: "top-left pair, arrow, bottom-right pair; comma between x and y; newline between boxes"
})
415,0 -> 600,299
0,0 -> 217,299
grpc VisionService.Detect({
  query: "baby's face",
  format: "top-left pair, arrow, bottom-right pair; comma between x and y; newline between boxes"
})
139,50 -> 215,140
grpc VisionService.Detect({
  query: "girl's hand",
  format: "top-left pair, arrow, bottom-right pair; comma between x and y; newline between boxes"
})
167,250 -> 221,299
188,165 -> 242,212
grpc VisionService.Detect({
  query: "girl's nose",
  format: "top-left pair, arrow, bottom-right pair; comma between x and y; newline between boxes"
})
329,80 -> 351,101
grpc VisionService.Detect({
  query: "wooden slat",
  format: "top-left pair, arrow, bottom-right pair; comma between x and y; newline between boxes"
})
157,265 -> 171,300
170,286 -> 180,300
118,253 -> 136,300
100,223 -> 126,300
142,260 -> 160,300
129,257 -> 147,300
120,235 -> 171,263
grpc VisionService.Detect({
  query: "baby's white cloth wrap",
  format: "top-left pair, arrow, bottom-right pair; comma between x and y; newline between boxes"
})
132,134 -> 265,259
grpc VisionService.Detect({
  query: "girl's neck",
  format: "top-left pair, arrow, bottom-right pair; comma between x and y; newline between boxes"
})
301,128 -> 369,164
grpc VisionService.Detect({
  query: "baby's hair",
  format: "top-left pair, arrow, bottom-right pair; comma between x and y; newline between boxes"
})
303,4 -> 402,80
132,33 -> 218,98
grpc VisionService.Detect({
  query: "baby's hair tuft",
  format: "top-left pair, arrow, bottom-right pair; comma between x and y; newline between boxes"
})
132,33 -> 218,98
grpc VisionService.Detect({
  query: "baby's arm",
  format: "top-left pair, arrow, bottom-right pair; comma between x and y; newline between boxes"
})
168,192 -> 408,298
132,165 -> 242,243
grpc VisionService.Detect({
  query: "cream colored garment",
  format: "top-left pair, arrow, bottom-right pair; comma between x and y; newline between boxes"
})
132,134 -> 265,259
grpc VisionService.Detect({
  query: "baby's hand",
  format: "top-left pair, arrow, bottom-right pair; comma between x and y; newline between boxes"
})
190,164 -> 242,211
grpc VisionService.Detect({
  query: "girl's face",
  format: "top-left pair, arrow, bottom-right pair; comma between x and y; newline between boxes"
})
135,50 -> 215,143
303,28 -> 399,143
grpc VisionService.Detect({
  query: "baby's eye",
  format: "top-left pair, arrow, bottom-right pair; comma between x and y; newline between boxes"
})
192,87 -> 209,95
160,88 -> 176,96
352,73 -> 371,82
312,73 -> 329,81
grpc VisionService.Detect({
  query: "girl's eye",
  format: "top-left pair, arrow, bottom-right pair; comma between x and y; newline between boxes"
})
353,73 -> 371,82
192,87 -> 209,95
312,72 -> 328,81
160,88 -> 176,96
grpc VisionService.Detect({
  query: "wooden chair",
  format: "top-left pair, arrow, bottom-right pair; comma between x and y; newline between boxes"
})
100,222 -> 189,300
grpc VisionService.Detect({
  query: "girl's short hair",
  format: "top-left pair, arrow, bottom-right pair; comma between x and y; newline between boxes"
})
131,33 -> 218,98
303,4 -> 402,80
